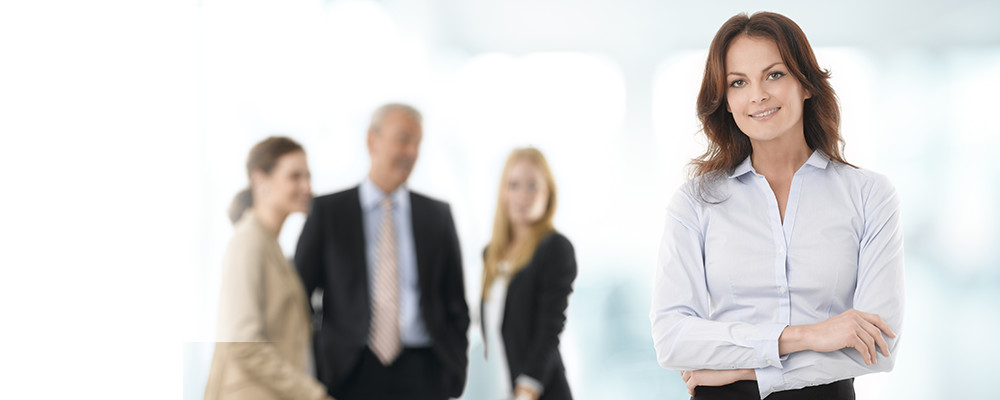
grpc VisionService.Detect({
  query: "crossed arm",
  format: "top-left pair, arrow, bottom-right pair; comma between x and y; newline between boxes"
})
653,178 -> 904,398
678,310 -> 897,396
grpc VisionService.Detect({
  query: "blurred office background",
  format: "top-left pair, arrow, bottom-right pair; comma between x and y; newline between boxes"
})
1,0 -> 998,399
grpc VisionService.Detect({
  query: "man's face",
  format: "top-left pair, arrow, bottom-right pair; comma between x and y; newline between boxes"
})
367,110 -> 422,191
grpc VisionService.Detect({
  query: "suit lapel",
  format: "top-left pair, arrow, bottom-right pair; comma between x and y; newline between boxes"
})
409,192 -> 432,301
345,187 -> 371,324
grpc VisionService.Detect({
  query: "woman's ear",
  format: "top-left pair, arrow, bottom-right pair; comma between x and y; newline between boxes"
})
249,169 -> 268,198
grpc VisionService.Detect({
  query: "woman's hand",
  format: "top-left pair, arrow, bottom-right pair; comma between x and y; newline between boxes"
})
513,384 -> 539,400
680,369 -> 755,396
781,308 -> 896,366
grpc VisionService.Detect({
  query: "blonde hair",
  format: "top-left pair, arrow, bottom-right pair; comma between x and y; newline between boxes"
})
482,147 -> 558,300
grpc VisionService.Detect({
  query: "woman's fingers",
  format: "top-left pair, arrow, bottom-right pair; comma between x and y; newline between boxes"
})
681,371 -> 694,395
851,330 -> 869,365
860,311 -> 896,338
809,309 -> 896,362
860,318 -> 891,358
850,335 -> 870,365
853,327 -> 876,365
856,310 -> 894,358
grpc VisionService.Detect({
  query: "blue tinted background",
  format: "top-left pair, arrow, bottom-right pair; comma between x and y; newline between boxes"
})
2,1 -> 997,399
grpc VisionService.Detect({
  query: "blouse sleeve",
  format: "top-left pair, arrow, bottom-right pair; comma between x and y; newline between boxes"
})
650,186 -> 788,371
754,173 -> 905,398
520,234 -> 577,390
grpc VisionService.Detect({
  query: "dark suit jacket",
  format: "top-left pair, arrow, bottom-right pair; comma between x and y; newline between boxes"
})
295,186 -> 470,398
481,232 -> 577,400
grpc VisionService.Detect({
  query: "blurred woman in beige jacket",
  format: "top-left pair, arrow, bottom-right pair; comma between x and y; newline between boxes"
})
205,136 -> 332,400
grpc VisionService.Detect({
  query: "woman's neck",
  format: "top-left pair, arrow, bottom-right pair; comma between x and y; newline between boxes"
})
253,205 -> 288,237
511,223 -> 532,244
749,133 -> 812,178
504,223 -> 532,260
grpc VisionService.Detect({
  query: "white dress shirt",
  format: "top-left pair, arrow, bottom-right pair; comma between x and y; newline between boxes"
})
650,151 -> 905,399
482,261 -> 547,399
359,178 -> 432,346
483,262 -> 513,399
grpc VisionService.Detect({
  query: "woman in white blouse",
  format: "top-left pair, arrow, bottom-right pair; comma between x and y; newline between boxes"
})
480,147 -> 577,400
650,12 -> 904,400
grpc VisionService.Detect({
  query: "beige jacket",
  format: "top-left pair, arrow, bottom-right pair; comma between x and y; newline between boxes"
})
204,211 -> 326,400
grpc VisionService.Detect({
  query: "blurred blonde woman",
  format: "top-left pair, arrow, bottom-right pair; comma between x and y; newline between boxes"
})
480,148 -> 577,400
205,137 -> 333,400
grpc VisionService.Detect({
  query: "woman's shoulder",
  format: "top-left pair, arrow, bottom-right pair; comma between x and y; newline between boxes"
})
232,213 -> 271,243
537,231 -> 574,256
666,175 -> 719,218
530,231 -> 577,278
225,214 -> 275,262
826,162 -> 898,200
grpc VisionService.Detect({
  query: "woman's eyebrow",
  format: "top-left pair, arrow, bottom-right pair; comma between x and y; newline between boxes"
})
727,62 -> 784,77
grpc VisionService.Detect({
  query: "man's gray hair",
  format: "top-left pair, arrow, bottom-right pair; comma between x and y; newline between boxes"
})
369,103 -> 423,132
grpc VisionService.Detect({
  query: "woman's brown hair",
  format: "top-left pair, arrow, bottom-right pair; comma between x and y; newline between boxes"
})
228,136 -> 305,224
692,11 -> 854,194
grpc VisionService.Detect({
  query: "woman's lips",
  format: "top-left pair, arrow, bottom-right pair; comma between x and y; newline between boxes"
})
749,107 -> 780,121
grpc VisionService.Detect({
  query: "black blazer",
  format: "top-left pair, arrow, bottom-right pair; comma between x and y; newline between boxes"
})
481,232 -> 577,400
295,186 -> 470,398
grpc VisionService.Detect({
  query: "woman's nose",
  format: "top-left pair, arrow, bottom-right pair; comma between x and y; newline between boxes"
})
752,87 -> 769,103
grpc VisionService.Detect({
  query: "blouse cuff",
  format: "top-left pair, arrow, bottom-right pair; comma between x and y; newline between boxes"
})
752,323 -> 787,368
754,365 -> 784,399
515,374 -> 544,395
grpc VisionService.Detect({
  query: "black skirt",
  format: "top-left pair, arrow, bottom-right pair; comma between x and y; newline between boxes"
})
692,378 -> 854,400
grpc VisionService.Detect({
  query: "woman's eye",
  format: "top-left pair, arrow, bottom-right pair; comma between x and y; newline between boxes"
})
729,79 -> 745,88
768,71 -> 785,80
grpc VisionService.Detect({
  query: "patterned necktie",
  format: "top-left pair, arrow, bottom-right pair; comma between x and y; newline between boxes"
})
370,197 -> 401,365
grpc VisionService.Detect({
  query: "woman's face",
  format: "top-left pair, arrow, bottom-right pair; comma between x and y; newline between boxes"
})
256,151 -> 312,215
724,35 -> 811,144
504,159 -> 549,229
